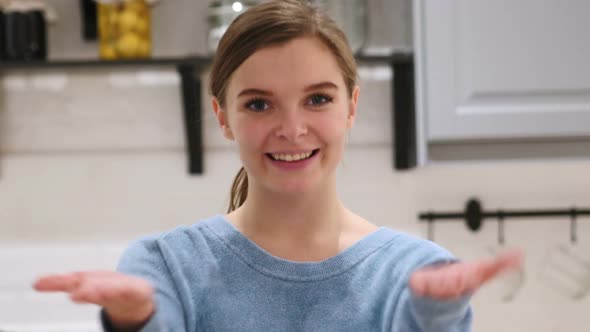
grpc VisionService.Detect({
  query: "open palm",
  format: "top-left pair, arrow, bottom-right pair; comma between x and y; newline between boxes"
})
409,250 -> 523,299
34,270 -> 155,327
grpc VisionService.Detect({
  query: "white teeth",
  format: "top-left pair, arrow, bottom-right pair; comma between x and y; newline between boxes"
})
270,151 -> 315,162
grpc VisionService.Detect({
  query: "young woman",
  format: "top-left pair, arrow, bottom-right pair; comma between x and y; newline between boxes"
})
35,1 -> 522,331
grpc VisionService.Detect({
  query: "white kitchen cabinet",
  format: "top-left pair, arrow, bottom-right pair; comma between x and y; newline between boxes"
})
414,0 -> 590,150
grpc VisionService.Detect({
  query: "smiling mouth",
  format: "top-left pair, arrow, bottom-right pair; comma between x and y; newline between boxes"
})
266,149 -> 320,162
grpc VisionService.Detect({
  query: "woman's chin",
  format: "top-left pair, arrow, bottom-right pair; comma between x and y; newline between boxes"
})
269,179 -> 317,195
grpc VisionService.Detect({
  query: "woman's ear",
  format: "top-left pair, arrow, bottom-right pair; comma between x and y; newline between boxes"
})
347,85 -> 360,129
212,97 -> 235,140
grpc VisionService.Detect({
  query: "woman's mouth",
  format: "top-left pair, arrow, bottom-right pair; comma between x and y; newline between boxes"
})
265,149 -> 320,162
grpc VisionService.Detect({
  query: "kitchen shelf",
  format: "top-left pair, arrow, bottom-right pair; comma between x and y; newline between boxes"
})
0,56 -> 210,69
0,52 -> 415,175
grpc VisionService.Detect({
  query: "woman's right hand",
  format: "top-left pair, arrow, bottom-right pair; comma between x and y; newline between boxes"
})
33,270 -> 155,329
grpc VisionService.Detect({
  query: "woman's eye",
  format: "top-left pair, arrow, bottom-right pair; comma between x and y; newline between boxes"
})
308,94 -> 333,106
245,98 -> 269,112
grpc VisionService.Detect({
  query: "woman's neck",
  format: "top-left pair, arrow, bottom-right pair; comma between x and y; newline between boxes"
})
227,178 -> 353,261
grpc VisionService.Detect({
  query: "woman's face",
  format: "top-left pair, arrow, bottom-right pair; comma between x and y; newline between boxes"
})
213,36 -> 359,194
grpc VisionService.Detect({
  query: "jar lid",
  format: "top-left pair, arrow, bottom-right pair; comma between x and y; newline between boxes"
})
2,0 -> 58,23
93,0 -> 161,5
208,1 -> 258,17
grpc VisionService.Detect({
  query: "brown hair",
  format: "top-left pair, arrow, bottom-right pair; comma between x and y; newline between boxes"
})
209,0 -> 358,213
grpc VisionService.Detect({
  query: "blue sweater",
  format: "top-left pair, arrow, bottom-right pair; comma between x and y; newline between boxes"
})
102,215 -> 472,331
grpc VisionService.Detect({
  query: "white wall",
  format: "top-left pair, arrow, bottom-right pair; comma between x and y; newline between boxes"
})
1,1 -> 589,331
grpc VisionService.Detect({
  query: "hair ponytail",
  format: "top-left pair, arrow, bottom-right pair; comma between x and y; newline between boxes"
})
228,167 -> 249,212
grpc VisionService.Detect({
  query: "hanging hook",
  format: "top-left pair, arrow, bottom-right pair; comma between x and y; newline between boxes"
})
427,212 -> 435,241
570,207 -> 578,244
498,210 -> 505,245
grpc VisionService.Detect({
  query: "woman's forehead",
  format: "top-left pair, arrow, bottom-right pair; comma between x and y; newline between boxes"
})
228,37 -> 345,96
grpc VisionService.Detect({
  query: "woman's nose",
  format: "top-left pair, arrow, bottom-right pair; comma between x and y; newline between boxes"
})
275,108 -> 308,141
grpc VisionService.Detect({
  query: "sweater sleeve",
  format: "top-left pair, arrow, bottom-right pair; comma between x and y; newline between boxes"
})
101,238 -> 186,332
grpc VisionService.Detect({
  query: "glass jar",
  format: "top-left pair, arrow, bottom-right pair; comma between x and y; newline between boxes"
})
313,0 -> 368,54
207,0 -> 258,54
96,0 -> 153,60
1,0 -> 52,61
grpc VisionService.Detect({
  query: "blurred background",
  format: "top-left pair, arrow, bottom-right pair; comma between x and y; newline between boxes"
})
0,0 -> 589,331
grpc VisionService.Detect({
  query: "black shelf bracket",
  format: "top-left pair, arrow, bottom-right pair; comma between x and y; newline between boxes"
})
356,52 -> 416,171
177,62 -> 203,174
419,198 -> 590,242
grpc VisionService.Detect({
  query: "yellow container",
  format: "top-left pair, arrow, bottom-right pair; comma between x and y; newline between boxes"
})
97,0 -> 152,60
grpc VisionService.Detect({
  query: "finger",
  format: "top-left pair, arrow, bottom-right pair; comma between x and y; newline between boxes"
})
70,277 -> 107,305
33,273 -> 82,292
452,250 -> 523,296
95,276 -> 145,304
435,267 -> 466,299
410,250 -> 524,299
409,270 -> 427,296
71,270 -> 120,280
410,265 -> 449,297
34,270 -> 120,294
70,274 -> 153,307
425,264 -> 467,299
412,261 -> 492,299
69,274 -> 132,305
474,249 -> 523,285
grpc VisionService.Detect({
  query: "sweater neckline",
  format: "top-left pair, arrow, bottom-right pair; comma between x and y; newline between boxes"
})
202,214 -> 398,281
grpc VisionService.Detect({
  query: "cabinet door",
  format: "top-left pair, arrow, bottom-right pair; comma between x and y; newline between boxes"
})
414,0 -> 590,142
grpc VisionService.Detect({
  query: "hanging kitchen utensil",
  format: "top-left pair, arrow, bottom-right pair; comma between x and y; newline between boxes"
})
538,211 -> 590,300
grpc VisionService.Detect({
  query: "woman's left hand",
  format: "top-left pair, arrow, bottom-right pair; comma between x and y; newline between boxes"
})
409,249 -> 523,300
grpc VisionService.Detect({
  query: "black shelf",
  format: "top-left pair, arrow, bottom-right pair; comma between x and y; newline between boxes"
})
0,52 -> 415,174
0,56 -> 211,69
0,53 -> 410,68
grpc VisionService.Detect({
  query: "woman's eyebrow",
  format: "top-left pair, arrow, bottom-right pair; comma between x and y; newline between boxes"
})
304,81 -> 338,92
237,88 -> 273,98
236,81 -> 338,98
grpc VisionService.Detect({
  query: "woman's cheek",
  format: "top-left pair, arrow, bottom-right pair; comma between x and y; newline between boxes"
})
315,115 -> 348,142
235,120 -> 268,151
